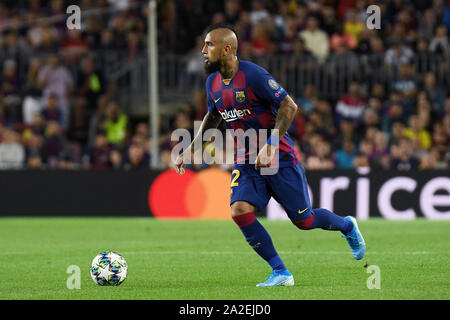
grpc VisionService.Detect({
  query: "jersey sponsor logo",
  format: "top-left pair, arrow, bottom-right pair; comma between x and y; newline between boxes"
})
268,79 -> 279,90
235,90 -> 246,103
219,108 -> 252,122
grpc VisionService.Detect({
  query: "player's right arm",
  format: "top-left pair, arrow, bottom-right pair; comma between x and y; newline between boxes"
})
174,108 -> 222,175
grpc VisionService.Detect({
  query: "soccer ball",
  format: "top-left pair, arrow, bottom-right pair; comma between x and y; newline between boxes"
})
90,251 -> 128,286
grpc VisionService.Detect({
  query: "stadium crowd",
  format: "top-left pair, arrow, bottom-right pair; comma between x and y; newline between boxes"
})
0,0 -> 449,170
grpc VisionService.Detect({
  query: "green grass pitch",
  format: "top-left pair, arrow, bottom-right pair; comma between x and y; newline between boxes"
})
1,217 -> 449,300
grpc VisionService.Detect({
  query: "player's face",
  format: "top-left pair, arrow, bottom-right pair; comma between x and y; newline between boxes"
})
202,33 -> 222,74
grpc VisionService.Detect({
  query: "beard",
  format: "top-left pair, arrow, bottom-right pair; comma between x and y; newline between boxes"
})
204,59 -> 221,74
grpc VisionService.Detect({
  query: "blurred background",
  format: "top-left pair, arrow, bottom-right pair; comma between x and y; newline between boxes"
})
0,0 -> 449,172
0,0 -> 449,220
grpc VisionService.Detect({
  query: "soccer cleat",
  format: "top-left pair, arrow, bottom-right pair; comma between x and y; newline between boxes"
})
256,269 -> 294,287
343,216 -> 366,260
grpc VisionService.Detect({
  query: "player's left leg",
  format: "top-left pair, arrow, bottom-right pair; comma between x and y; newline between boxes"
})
268,163 -> 366,260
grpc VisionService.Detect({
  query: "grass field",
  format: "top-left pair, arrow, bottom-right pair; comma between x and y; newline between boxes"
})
0,217 -> 449,300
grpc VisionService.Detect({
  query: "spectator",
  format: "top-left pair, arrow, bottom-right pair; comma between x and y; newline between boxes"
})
353,153 -> 370,168
311,140 -> 334,168
403,114 -> 432,150
25,132 -> 44,169
432,122 -> 450,156
287,37 -> 316,70
382,99 -> 405,133
415,38 -> 434,74
299,16 -> 329,61
390,138 -> 420,170
83,131 -> 113,169
87,95 -> 109,147
321,5 -> 339,36
334,118 -> 359,150
391,63 -> 418,108
24,57 -> 43,93
60,29 -> 88,64
1,59 -> 22,125
0,128 -> 25,169
109,149 -> 123,169
411,137 -> 428,160
373,131 -> 390,169
327,41 -> 359,81
251,22 -> 270,56
24,113 -> 47,138
429,24 -> 448,54
388,121 -> 406,147
83,16 -> 102,50
184,36 -> 206,89
279,17 -> 297,54
417,8 -> 437,39
335,81 -> 367,125
41,93 -> 63,125
76,56 -> 105,113
224,0 -> 242,25
37,53 -> 74,129
67,96 -> 90,150
122,143 -> 149,170
103,101 -> 128,146
359,138 -> 375,164
296,84 -> 315,115
22,87 -> 42,125
423,72 -> 445,116
362,108 -> 380,128
343,8 -> 365,44
384,40 -> 414,69
335,139 -> 357,169
42,121 -> 69,168
235,11 -> 252,43
249,0 -> 269,25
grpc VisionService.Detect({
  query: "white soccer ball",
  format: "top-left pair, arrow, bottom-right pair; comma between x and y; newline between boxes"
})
90,251 -> 128,286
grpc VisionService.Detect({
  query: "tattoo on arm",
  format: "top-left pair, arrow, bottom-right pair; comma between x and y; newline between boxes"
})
273,95 -> 298,139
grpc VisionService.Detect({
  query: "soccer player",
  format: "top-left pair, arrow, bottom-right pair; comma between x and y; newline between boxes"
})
175,25 -> 365,287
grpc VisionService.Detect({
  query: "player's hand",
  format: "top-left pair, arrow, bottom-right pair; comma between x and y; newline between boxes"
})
255,144 -> 276,169
174,153 -> 186,175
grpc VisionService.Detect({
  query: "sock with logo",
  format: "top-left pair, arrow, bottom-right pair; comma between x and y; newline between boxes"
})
232,212 -> 286,271
294,208 -> 353,234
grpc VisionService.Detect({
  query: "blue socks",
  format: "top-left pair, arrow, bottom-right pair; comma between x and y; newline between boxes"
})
311,208 -> 353,234
232,212 -> 286,271
232,210 -> 353,272
294,208 -> 353,234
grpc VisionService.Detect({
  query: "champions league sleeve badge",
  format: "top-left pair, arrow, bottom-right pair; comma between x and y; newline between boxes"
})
268,79 -> 280,90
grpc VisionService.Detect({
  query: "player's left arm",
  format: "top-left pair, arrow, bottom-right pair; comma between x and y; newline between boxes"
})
272,95 -> 298,140
256,95 -> 299,168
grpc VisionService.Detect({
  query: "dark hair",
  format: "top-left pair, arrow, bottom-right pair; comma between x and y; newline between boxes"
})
204,24 -> 239,41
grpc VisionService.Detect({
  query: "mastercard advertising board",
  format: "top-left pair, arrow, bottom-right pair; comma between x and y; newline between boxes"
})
148,168 -> 232,219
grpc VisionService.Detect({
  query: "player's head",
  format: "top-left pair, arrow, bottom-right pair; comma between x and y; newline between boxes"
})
202,24 -> 238,74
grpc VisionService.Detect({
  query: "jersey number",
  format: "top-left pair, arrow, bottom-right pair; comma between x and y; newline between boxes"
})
231,169 -> 240,187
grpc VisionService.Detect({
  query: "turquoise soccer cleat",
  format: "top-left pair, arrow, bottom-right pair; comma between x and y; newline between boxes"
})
343,216 -> 366,260
256,269 -> 294,287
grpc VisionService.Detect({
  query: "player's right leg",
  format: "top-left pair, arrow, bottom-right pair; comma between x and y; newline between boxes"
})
268,163 -> 366,260
230,165 -> 294,287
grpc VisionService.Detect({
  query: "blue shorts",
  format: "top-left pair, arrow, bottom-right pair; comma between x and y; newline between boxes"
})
230,163 -> 312,221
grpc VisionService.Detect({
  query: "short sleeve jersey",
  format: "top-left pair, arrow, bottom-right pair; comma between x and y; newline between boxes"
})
205,60 -> 300,167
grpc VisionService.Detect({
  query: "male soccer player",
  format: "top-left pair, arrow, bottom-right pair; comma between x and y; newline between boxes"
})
175,25 -> 365,287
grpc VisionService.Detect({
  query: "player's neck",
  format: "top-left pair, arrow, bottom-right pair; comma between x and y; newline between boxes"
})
220,57 -> 239,81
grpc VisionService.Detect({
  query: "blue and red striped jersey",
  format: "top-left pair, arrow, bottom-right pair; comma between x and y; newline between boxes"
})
205,60 -> 300,167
